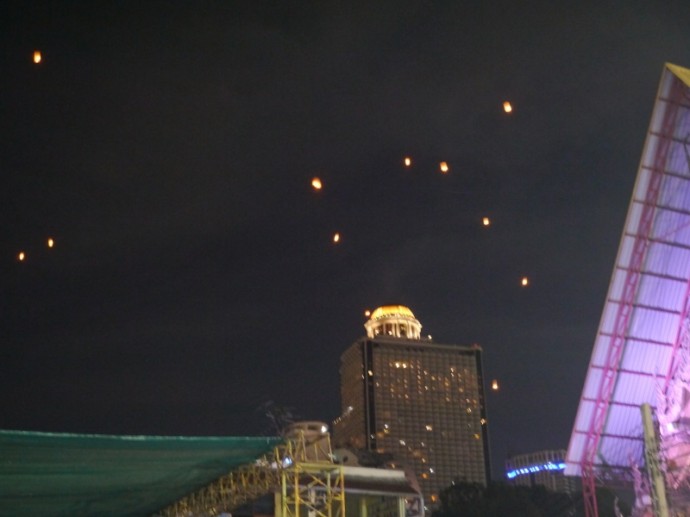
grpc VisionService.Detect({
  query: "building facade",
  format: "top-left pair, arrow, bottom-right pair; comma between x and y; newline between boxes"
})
333,306 -> 490,507
506,449 -> 579,495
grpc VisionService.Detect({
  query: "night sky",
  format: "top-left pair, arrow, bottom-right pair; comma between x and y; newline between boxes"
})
3,1 -> 690,480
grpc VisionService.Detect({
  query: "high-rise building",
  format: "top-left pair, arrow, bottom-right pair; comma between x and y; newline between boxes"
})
506,449 -> 579,495
333,305 -> 490,507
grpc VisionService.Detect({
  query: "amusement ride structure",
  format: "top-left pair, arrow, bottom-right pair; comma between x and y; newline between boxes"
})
567,63 -> 690,517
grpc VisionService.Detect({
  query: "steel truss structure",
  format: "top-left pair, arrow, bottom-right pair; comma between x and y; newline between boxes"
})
158,433 -> 345,517
567,63 -> 690,517
281,460 -> 345,517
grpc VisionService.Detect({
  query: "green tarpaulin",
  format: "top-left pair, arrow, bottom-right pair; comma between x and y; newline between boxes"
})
0,429 -> 281,516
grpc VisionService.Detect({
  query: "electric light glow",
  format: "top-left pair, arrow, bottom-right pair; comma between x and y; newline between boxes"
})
506,461 -> 565,480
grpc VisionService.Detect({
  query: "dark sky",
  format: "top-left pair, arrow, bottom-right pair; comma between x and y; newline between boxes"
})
2,1 -> 690,479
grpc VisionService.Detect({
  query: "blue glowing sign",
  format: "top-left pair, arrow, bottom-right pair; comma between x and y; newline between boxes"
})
506,461 -> 566,479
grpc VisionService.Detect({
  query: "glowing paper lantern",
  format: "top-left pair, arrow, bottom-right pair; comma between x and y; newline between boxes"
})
439,162 -> 449,173
521,276 -> 529,287
47,237 -> 54,248
33,50 -> 42,64
491,379 -> 499,391
404,157 -> 412,167
482,217 -> 490,226
311,177 -> 322,190
18,251 -> 26,261
333,232 -> 340,243
503,101 -> 513,113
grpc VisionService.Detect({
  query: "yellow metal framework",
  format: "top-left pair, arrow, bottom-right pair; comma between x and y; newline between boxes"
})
280,461 -> 345,517
158,433 -> 345,517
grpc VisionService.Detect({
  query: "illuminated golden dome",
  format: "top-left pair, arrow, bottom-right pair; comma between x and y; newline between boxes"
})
365,305 -> 422,340
369,305 -> 416,321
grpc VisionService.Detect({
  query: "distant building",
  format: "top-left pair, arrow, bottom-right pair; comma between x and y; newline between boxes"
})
506,449 -> 579,495
333,305 -> 490,507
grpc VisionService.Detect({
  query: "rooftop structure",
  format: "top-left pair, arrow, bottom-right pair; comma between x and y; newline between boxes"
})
566,63 -> 690,515
0,430 -> 280,516
364,305 -> 423,340
0,425 -> 423,517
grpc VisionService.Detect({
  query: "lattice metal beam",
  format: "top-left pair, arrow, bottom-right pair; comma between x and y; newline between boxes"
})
157,432 -> 342,517
580,71 -> 684,517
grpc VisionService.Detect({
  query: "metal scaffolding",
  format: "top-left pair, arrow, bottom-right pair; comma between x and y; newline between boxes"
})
157,432 -> 345,517
280,461 -> 345,517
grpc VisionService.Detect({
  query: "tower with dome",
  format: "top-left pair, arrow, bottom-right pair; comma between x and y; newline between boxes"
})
333,305 -> 490,509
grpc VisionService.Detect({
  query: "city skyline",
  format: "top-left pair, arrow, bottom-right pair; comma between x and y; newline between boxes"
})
3,1 -> 690,483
